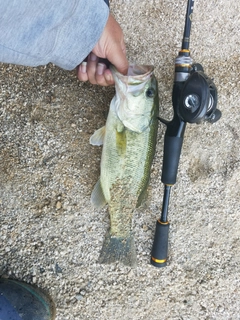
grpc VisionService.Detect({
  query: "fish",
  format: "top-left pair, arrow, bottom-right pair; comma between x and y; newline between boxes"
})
90,64 -> 159,266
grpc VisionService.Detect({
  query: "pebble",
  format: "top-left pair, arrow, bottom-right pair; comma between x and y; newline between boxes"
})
56,201 -> 62,210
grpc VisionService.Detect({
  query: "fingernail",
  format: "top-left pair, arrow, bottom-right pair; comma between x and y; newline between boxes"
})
90,53 -> 97,61
80,61 -> 87,73
97,63 -> 106,75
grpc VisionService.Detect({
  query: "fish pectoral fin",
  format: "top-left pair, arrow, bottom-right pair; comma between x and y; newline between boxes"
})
91,179 -> 107,209
89,126 -> 106,146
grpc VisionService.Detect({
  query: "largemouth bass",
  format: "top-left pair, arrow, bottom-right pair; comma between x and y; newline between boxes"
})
90,64 -> 159,266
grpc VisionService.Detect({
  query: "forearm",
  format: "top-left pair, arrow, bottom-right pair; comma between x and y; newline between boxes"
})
0,0 -> 109,70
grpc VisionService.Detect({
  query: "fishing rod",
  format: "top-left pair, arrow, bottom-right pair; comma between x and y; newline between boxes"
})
151,0 -> 221,268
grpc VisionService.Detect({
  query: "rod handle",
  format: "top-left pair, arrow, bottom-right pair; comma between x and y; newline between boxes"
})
161,135 -> 183,185
151,220 -> 170,268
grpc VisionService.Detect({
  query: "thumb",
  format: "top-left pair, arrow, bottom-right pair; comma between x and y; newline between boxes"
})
92,14 -> 129,75
107,44 -> 129,75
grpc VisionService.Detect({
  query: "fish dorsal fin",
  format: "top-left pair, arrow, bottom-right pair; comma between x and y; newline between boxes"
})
91,179 -> 107,209
89,126 -> 106,146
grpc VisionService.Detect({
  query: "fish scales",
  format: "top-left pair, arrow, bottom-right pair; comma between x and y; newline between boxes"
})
90,64 -> 159,266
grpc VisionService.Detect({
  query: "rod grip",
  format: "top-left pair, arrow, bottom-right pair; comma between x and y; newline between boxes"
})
161,135 -> 183,185
151,220 -> 170,268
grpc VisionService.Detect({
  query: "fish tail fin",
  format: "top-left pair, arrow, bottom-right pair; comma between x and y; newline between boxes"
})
98,232 -> 137,267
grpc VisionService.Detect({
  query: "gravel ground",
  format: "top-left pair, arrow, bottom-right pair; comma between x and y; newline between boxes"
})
0,1 -> 239,319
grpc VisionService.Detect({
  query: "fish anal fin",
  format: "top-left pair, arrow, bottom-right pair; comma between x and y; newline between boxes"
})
89,126 -> 106,146
98,232 -> 137,267
91,179 -> 107,209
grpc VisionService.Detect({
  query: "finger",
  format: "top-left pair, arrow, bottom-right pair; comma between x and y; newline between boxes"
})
86,53 -> 99,85
103,69 -> 114,86
98,58 -> 110,69
95,64 -> 114,86
77,62 -> 88,82
95,63 -> 108,86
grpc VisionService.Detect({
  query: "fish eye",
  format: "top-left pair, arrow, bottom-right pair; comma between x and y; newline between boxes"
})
146,88 -> 155,98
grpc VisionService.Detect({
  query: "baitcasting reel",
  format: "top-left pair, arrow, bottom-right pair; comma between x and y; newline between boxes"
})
177,62 -> 221,124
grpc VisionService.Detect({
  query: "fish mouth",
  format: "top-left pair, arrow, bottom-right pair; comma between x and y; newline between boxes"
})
111,64 -> 154,82
111,64 -> 154,94
127,64 -> 154,77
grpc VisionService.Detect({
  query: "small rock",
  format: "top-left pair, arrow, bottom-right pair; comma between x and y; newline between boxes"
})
55,263 -> 62,274
56,201 -> 62,210
80,289 -> 86,296
75,294 -> 83,301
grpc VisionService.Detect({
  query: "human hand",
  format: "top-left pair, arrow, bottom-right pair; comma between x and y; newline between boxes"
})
77,14 -> 128,86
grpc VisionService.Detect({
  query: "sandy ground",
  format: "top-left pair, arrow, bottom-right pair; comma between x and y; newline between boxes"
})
0,0 -> 239,319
